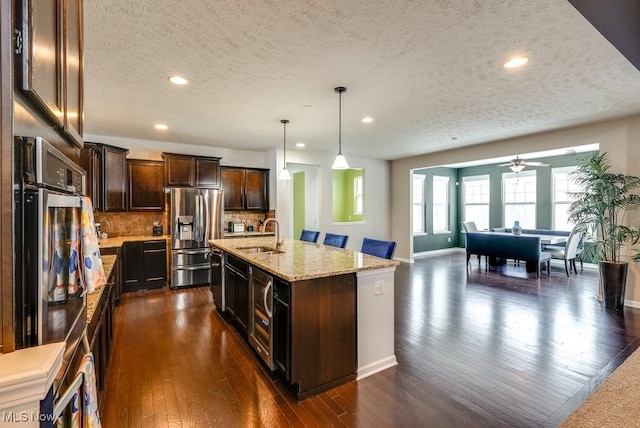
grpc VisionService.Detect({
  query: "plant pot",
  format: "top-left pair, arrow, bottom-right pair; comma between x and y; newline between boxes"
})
600,261 -> 628,311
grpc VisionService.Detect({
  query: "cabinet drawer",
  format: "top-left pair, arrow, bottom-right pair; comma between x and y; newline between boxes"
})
144,240 -> 166,251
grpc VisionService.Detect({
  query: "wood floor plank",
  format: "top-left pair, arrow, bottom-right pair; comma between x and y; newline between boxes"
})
102,252 -> 640,427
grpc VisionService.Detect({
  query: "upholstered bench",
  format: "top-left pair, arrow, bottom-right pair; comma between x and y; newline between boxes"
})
465,232 -> 551,277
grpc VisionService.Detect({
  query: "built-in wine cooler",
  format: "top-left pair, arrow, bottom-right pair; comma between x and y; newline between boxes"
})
248,266 -> 274,369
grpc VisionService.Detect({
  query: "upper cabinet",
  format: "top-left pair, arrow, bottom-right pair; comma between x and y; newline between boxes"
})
127,160 -> 165,211
162,153 -> 221,188
80,143 -> 129,212
17,0 -> 84,147
221,167 -> 270,211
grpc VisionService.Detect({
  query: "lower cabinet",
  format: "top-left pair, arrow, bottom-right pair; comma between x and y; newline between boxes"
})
99,246 -> 122,304
223,254 -> 249,333
122,240 -> 167,292
88,279 -> 114,400
273,277 -> 291,380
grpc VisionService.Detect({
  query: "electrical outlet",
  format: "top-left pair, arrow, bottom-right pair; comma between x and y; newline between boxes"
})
448,237 -> 451,242
374,280 -> 384,295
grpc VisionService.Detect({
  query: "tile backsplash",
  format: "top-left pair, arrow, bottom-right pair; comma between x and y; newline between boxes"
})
95,210 -> 276,237
94,212 -> 168,237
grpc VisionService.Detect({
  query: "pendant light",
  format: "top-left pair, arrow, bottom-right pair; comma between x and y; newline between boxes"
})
332,86 -> 350,169
278,119 -> 292,180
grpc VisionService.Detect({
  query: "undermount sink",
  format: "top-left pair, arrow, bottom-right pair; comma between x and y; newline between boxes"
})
236,246 -> 284,255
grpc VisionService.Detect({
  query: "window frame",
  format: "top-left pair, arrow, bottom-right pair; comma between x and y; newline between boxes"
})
412,173 -> 426,235
502,170 -> 537,229
462,174 -> 490,231
432,175 -> 450,233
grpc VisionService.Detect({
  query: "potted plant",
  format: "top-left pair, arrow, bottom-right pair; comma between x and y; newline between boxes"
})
568,151 -> 640,311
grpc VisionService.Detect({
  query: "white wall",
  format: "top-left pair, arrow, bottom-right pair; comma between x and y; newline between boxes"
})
390,114 -> 640,304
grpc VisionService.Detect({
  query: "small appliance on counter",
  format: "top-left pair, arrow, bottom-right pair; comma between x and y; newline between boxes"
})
233,222 -> 245,233
153,222 -> 163,236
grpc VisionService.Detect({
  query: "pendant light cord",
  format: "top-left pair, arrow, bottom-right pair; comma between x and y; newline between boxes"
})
338,90 -> 342,155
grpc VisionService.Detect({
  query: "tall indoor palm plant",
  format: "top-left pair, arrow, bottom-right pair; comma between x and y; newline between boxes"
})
568,151 -> 640,311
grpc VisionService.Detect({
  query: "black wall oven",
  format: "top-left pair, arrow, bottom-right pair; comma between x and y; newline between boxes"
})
15,136 -> 87,376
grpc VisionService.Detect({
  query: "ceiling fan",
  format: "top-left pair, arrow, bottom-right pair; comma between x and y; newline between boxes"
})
498,156 -> 550,173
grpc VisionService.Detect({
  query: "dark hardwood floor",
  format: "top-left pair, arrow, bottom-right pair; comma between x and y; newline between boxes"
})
101,251 -> 640,427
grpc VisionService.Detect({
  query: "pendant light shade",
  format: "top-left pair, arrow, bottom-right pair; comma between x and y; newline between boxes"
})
278,119 -> 292,180
332,86 -> 350,170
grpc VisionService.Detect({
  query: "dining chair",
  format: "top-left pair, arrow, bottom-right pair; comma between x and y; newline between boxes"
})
461,221 -> 478,232
361,238 -> 397,259
323,233 -> 349,249
299,229 -> 320,243
547,228 -> 583,276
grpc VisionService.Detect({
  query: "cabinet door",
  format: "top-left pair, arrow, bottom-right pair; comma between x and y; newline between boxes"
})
195,157 -> 221,188
62,0 -> 83,146
221,168 -> 245,210
142,240 -> 167,287
245,169 -> 269,210
235,271 -> 249,332
224,268 -> 237,317
79,145 -> 101,211
102,146 -> 127,212
121,241 -> 142,289
164,154 -> 194,187
128,160 -> 165,211
19,0 -> 64,128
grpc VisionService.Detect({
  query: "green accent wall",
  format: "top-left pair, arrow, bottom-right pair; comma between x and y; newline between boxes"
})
293,171 -> 305,240
332,169 -> 364,222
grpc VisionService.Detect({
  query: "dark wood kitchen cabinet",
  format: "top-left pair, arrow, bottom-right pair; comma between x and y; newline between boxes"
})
127,159 -> 165,211
224,254 -> 249,333
162,153 -> 221,188
17,0 -> 84,147
122,240 -> 167,292
221,167 -> 269,210
80,142 -> 129,212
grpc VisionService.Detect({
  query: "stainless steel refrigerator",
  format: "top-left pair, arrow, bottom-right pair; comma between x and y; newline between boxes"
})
170,187 -> 224,289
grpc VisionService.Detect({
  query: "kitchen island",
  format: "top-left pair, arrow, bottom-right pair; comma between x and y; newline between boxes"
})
209,236 -> 399,399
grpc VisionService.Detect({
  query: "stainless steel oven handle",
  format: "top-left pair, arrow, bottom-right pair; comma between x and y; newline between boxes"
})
263,279 -> 273,318
172,265 -> 210,271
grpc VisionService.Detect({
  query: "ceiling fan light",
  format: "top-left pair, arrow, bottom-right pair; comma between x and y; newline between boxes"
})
510,164 -> 526,173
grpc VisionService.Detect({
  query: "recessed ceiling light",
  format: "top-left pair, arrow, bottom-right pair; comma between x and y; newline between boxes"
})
296,142 -> 305,148
155,124 -> 168,130
503,56 -> 529,69
361,117 -> 374,124
169,76 -> 188,85
302,105 -> 315,110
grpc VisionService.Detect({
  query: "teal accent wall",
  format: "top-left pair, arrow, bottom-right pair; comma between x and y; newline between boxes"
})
413,151 -> 598,253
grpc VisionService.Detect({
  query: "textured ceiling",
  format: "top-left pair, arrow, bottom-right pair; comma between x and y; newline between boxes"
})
83,0 -> 640,161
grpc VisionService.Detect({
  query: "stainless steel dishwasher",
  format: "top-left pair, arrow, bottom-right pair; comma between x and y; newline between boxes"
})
248,266 -> 274,370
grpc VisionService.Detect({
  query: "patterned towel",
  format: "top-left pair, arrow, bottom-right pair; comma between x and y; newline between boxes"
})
56,353 -> 102,428
80,197 -> 106,293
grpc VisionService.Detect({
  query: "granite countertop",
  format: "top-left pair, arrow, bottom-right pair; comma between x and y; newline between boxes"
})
98,234 -> 170,249
209,236 -> 399,282
86,254 -> 117,323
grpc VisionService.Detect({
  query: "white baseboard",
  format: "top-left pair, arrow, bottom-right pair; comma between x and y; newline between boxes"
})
357,355 -> 398,380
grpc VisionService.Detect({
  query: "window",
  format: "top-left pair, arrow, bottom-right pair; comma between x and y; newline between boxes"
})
412,174 -> 426,233
354,175 -> 363,215
462,175 -> 490,231
503,170 -> 536,229
432,175 -> 450,232
552,166 -> 581,231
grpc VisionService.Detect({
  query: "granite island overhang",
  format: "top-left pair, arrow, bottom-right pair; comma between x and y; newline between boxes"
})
209,236 -> 400,399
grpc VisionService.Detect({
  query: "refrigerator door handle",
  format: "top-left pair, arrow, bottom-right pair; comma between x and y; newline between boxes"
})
195,194 -> 203,242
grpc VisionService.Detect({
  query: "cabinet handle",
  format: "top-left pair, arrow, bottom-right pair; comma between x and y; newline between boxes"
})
263,280 -> 273,318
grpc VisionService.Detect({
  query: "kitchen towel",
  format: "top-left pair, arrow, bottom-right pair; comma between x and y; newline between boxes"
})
67,207 -> 81,296
57,352 -> 102,428
80,197 -> 106,293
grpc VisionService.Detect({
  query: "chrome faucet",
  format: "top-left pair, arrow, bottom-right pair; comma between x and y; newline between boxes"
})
263,218 -> 284,248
